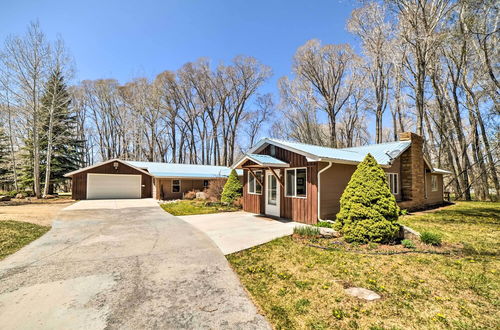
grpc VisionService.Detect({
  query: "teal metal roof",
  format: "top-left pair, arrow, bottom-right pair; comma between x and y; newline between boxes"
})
246,154 -> 288,165
125,161 -> 242,178
266,138 -> 411,166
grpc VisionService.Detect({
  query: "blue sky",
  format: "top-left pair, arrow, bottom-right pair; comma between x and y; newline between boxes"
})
1,0 -> 358,93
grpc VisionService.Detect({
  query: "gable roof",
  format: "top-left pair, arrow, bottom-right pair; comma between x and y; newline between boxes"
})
125,161 -> 242,178
233,154 -> 289,169
64,159 -> 154,178
248,138 -> 411,166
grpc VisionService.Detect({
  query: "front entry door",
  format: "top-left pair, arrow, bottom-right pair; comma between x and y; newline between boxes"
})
265,170 -> 280,217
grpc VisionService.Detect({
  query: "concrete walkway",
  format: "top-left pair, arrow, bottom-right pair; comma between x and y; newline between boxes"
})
180,211 -> 299,255
0,199 -> 269,330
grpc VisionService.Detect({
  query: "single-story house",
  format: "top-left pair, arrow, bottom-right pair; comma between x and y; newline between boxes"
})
64,160 -> 242,200
233,132 -> 451,224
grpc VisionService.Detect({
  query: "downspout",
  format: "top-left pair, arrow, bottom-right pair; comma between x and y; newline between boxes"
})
317,161 -> 333,222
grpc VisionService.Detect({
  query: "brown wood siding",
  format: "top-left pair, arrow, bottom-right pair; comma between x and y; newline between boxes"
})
71,162 -> 152,200
242,145 -> 318,224
242,170 -> 265,214
156,178 -> 210,200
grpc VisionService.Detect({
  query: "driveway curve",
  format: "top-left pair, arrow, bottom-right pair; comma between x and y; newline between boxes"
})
0,199 -> 269,329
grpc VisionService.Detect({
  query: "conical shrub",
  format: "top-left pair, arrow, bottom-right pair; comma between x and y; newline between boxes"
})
335,153 -> 400,243
221,169 -> 243,204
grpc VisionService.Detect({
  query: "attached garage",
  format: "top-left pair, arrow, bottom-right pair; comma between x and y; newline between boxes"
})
64,159 -> 153,200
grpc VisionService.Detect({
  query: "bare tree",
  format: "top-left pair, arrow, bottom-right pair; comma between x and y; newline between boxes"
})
293,40 -> 358,147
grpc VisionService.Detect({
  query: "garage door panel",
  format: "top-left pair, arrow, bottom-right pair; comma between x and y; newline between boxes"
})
87,174 -> 141,199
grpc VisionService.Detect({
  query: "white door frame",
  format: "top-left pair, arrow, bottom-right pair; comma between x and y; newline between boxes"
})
265,170 -> 280,217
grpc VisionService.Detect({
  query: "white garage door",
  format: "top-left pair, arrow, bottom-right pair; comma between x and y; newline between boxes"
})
87,174 -> 142,199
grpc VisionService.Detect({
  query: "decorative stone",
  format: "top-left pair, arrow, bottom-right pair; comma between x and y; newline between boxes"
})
15,193 -> 25,199
319,227 -> 340,238
344,287 -> 381,301
196,191 -> 207,200
398,225 -> 420,240
43,194 -> 56,199
0,195 -> 11,201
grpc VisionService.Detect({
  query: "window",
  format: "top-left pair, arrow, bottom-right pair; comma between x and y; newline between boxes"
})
386,173 -> 398,195
172,179 -> 181,193
248,170 -> 262,194
270,145 -> 276,156
285,168 -> 307,198
431,175 -> 438,192
203,180 -> 209,188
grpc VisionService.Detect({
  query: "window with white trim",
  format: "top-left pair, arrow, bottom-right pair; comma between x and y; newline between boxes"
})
386,173 -> 398,195
248,170 -> 262,194
203,180 -> 209,188
285,168 -> 307,197
172,179 -> 181,193
431,175 -> 438,192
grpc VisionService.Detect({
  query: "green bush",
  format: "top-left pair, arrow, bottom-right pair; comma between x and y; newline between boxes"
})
335,153 -> 400,243
401,239 -> 416,249
315,221 -> 333,228
293,226 -> 320,237
420,231 -> 442,246
221,169 -> 243,204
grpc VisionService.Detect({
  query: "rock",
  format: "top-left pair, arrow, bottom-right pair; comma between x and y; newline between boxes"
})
43,194 -> 56,199
344,287 -> 381,301
15,193 -> 25,199
319,227 -> 340,238
196,191 -> 207,200
0,195 -> 11,201
398,225 -> 421,240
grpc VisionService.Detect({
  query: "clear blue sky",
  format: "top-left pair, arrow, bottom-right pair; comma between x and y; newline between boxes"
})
1,0 -> 358,96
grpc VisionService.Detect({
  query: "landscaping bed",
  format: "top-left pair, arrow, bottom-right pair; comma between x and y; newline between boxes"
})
227,202 -> 500,329
0,220 -> 50,260
160,200 -> 240,216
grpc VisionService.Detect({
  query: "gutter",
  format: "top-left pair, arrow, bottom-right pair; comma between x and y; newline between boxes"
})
317,161 -> 333,222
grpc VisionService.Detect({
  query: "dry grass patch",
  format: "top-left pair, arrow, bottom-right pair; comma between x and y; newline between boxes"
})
160,200 -> 240,216
228,202 -> 500,329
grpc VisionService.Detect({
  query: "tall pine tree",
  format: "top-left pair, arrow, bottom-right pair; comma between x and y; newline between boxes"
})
21,69 -> 84,195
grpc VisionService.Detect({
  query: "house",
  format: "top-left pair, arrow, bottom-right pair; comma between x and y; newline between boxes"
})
233,132 -> 451,224
64,160 -> 242,200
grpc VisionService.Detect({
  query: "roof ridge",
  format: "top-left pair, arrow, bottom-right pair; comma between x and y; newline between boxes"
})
340,140 -> 411,150
267,138 -> 359,154
126,160 -> 231,168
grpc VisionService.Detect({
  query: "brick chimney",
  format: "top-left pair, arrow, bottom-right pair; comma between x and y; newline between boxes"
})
399,132 -> 425,204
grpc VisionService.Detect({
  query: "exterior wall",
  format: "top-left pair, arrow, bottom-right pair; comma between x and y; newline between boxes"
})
242,144 -> 318,224
425,173 -> 444,205
319,159 -> 403,219
399,132 -> 426,205
71,162 -> 152,200
156,178 -> 208,200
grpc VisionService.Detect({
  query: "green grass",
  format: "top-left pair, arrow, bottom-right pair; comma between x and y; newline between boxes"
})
160,200 -> 240,216
228,201 -> 500,329
0,220 -> 50,260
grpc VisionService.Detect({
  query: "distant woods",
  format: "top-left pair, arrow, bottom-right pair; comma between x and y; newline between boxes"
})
0,0 -> 499,201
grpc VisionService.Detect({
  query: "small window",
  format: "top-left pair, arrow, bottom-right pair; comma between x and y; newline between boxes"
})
248,170 -> 262,195
172,179 -> 181,193
431,175 -> 438,192
270,145 -> 276,156
386,173 -> 398,195
285,168 -> 307,198
203,180 -> 209,188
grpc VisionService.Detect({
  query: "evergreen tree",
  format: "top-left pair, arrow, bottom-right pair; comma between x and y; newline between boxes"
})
0,126 -> 10,188
335,153 -> 400,243
20,70 -> 84,194
221,169 -> 243,204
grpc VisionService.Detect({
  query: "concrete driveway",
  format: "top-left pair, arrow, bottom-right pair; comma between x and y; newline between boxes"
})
0,199 -> 269,329
179,211 -> 299,255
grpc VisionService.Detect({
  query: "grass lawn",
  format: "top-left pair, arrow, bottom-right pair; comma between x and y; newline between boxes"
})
160,200 -> 240,216
228,202 -> 500,329
0,220 -> 50,260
